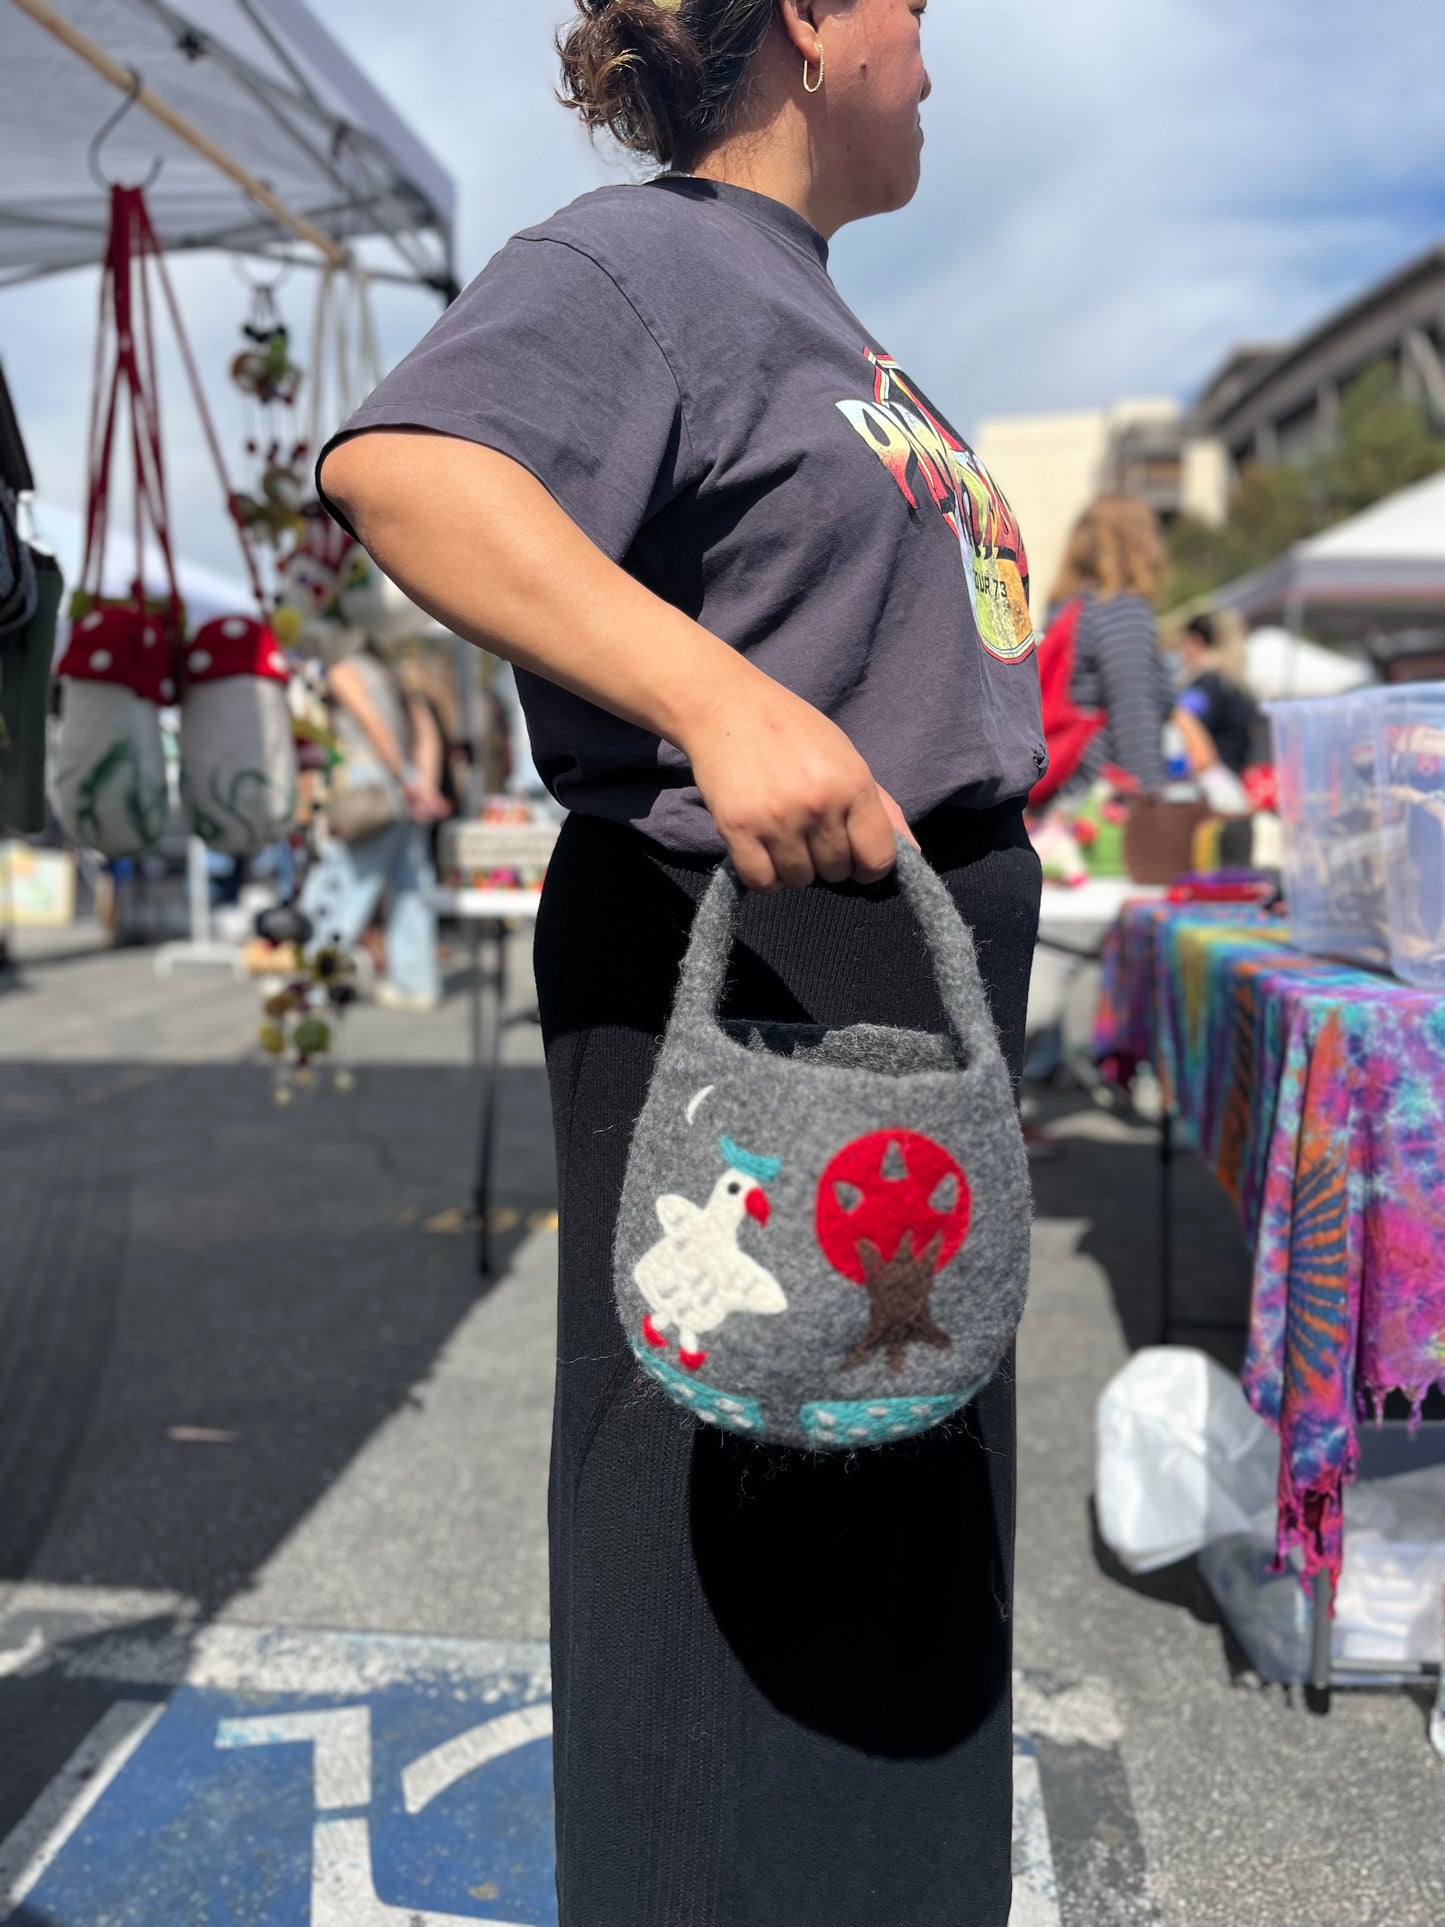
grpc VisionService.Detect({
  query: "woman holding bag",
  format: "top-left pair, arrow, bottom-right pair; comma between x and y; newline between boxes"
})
319,2 -> 1044,1921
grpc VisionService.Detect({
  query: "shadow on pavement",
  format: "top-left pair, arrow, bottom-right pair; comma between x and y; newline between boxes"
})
0,1062 -> 556,1611
1085,1500 -> 1263,1684
1026,1087 -> 1253,1368
0,1615 -> 177,1846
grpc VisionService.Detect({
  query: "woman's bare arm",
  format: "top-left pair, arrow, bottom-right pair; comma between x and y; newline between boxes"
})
404,694 -> 451,822
327,655 -> 449,823
326,656 -> 406,779
320,429 -> 906,892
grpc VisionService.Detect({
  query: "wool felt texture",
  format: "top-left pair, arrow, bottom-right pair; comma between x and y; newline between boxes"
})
612,837 -> 1033,1447
536,801 -> 1040,1927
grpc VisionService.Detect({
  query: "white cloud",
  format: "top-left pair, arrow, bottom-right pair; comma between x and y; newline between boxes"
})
3,0 -> 1442,578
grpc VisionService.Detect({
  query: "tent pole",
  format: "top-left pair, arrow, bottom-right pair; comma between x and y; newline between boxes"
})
9,0 -> 349,269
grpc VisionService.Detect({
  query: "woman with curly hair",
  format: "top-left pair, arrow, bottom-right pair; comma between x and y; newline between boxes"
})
318,4 -> 1044,1921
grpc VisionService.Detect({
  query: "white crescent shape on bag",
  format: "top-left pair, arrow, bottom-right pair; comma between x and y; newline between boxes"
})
685,1085 -> 715,1126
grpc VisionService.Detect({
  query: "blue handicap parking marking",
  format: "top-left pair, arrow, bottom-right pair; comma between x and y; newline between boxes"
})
4,1629 -> 558,1927
26,1690 -> 315,1925
4,1630 -> 1127,1927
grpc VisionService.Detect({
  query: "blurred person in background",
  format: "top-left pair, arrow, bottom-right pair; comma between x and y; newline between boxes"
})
397,644 -> 474,833
1049,494 -> 1175,791
1175,609 -> 1260,774
317,0 -> 1044,1920
302,639 -> 450,1010
1022,497 -> 1173,1095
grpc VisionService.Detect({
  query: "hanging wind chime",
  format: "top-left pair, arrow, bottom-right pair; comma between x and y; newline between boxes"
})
230,280 -> 308,549
272,264 -> 421,655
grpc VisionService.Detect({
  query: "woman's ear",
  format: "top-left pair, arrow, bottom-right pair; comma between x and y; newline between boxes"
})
775,0 -> 823,62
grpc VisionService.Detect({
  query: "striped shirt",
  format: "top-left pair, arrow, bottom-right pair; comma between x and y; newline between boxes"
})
1069,593 -> 1175,790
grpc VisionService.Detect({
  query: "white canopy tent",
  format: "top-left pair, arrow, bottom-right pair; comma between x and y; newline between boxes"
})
1244,626 -> 1374,701
1212,470 -> 1445,644
0,0 -> 455,291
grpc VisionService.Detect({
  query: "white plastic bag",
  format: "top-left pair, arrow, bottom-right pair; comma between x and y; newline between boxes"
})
1095,1347 -> 1280,1574
1336,1464 -> 1445,1665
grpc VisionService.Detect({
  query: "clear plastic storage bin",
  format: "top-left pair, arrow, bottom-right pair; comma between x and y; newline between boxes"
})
1370,683 -> 1445,990
1267,690 -> 1391,968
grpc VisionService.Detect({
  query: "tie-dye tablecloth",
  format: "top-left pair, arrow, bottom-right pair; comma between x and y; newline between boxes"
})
1094,900 -> 1445,1591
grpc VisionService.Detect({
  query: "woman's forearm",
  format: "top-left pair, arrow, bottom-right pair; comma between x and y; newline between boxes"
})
320,429 -> 905,891
327,657 -> 407,778
407,694 -> 445,790
321,430 -> 757,760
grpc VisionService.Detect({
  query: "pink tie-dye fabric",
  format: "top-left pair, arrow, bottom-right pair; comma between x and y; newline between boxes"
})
1094,901 -> 1445,1590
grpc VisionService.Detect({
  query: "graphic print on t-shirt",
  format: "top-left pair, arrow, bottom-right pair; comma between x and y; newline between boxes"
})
837,350 -> 1037,664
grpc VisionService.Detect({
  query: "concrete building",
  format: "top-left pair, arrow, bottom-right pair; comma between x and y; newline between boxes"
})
975,400 -> 1227,614
1194,242 -> 1445,469
977,241 -> 1445,619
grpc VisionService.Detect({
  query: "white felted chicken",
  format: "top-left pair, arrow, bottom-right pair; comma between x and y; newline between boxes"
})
634,1136 -> 787,1373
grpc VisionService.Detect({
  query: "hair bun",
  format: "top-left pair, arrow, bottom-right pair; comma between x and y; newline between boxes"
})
557,0 -> 705,168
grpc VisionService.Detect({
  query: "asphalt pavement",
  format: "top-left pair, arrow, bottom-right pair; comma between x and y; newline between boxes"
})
0,928 -> 1441,1926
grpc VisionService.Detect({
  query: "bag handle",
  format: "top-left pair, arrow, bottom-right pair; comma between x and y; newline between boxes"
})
672,836 -> 998,1059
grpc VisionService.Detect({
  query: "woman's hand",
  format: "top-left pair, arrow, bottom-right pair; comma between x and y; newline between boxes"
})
403,776 -> 452,825
682,674 -> 913,892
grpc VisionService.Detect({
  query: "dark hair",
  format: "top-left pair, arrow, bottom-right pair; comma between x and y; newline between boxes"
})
1185,613 -> 1216,646
557,0 -> 776,169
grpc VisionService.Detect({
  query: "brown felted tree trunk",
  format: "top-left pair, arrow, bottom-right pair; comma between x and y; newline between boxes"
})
844,1230 -> 953,1374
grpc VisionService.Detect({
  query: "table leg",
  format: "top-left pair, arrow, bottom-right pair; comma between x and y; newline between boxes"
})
467,923 -> 483,1067
1309,1566 -> 1334,1700
1158,1111 -> 1175,1344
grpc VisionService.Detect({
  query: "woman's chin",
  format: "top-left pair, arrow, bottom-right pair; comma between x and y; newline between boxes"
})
882,155 -> 924,214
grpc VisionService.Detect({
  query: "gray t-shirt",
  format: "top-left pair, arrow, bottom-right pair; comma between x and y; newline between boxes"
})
320,177 -> 1046,854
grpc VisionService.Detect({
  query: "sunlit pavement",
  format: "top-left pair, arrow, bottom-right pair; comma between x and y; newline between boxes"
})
1,932 -> 1441,1925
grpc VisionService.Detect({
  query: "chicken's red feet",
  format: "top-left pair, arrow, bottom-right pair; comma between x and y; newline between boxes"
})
642,1314 -> 668,1350
679,1348 -> 708,1374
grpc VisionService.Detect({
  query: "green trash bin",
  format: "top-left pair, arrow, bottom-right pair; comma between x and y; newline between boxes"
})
0,542 -> 61,835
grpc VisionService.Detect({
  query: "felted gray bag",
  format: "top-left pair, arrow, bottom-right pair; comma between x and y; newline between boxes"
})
614,839 -> 1032,1450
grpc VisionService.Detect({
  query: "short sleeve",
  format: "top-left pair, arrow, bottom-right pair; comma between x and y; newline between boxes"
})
317,237 -> 690,561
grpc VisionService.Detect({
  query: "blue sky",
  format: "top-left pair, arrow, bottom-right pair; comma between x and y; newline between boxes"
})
4,0 -> 1444,579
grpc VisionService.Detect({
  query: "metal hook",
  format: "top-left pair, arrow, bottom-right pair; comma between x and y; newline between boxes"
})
87,68 -> 165,193
231,253 -> 295,297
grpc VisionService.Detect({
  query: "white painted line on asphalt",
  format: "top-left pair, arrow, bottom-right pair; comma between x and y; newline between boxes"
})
312,1815 -> 536,1927
0,1631 -> 45,1678
1012,1743 -> 1063,1927
218,1707 -> 373,1811
0,1582 -> 198,1625
0,1700 -> 164,1918
1014,1669 -> 1125,1746
57,1624 -> 553,1699
403,1702 -> 555,1814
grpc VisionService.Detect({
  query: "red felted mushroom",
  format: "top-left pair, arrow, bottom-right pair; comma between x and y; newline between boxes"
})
53,605 -> 170,856
184,614 -> 290,690
179,615 -> 298,855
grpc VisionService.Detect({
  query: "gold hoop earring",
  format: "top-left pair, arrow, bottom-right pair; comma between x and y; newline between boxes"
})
802,43 -> 824,93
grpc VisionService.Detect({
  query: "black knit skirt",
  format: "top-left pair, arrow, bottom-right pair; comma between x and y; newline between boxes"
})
534,801 -> 1041,1927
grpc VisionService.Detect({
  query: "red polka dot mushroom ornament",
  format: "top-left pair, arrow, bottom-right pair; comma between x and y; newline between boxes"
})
179,615 -> 299,856
52,604 -> 172,858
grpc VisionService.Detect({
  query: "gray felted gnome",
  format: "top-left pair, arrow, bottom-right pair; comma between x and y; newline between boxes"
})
613,839 -> 1032,1451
